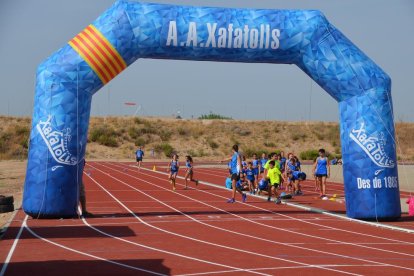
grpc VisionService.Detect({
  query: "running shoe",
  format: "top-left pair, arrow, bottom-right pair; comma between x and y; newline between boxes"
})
297,190 -> 303,195
227,198 -> 235,203
322,195 -> 329,200
196,180 -> 199,186
275,197 -> 282,204
242,193 -> 247,203
267,197 -> 271,202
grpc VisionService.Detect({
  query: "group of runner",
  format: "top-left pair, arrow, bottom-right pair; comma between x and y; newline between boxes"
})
222,145 -> 331,204
135,144 -> 330,204
135,147 -> 199,191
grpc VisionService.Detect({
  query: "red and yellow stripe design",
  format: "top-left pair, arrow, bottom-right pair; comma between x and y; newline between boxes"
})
69,25 -> 127,84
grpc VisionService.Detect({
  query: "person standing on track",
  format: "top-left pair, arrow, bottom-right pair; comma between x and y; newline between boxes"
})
313,148 -> 330,200
168,154 -> 180,191
259,152 -> 268,177
245,162 -> 256,194
252,153 -> 260,184
263,152 -> 278,178
135,146 -> 144,169
279,151 -> 287,189
221,145 -> 247,203
184,155 -> 199,189
265,160 -> 282,204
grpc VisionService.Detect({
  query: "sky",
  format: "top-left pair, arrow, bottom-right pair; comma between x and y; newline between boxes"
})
0,0 -> 413,121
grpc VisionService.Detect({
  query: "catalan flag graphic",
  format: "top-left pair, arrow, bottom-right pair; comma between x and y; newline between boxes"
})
68,25 -> 127,84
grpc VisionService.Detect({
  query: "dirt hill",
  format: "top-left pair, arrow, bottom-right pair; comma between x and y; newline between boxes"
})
0,116 -> 413,161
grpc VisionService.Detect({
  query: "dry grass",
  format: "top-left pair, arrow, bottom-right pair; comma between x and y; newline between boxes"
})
0,116 -> 413,161
0,160 -> 26,231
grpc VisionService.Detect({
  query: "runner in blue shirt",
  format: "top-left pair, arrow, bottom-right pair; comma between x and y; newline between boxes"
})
279,151 -> 287,189
168,154 -> 180,191
259,152 -> 268,177
313,148 -> 330,200
184,155 -> 199,189
135,146 -> 144,169
221,145 -> 246,203
252,153 -> 260,184
241,155 -> 248,174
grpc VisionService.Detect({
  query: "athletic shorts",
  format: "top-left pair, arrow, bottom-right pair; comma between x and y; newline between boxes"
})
236,181 -> 243,189
231,173 -> 240,181
260,168 -> 264,173
170,170 -> 178,176
253,168 -> 259,175
247,177 -> 255,182
315,174 -> 327,178
136,157 -> 143,162
270,182 -> 280,187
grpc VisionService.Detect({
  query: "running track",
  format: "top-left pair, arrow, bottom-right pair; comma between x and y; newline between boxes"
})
1,161 -> 414,275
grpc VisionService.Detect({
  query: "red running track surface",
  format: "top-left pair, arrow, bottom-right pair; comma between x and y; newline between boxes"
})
1,161 -> 414,276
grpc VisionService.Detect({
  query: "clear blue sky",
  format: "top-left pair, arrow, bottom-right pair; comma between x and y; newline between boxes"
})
0,0 -> 413,121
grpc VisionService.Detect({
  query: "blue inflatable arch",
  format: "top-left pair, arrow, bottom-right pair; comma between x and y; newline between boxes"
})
23,0 -> 400,219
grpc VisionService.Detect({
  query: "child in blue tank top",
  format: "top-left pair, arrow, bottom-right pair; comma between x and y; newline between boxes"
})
259,152 -> 268,175
252,153 -> 260,184
168,154 -> 180,191
313,148 -> 330,199
220,144 -> 247,203
245,162 -> 256,194
184,155 -> 199,189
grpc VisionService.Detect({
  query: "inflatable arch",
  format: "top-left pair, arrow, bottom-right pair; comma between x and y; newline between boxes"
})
23,0 -> 400,219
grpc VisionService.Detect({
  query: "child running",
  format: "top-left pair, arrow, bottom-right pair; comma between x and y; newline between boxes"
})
135,146 -> 144,169
184,155 -> 199,189
221,145 -> 247,203
168,154 -> 180,191
313,148 -> 330,199
265,160 -> 282,204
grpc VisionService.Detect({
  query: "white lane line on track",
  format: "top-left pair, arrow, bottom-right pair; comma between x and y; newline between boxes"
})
177,264 -> 388,276
85,173 -> 272,276
90,164 -> 368,276
0,215 -> 28,276
125,163 -> 414,247
23,218 -> 167,276
135,165 -> 414,257
134,163 -> 414,237
103,162 -> 414,271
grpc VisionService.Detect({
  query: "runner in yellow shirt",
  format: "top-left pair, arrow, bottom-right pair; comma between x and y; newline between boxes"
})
266,160 -> 282,204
